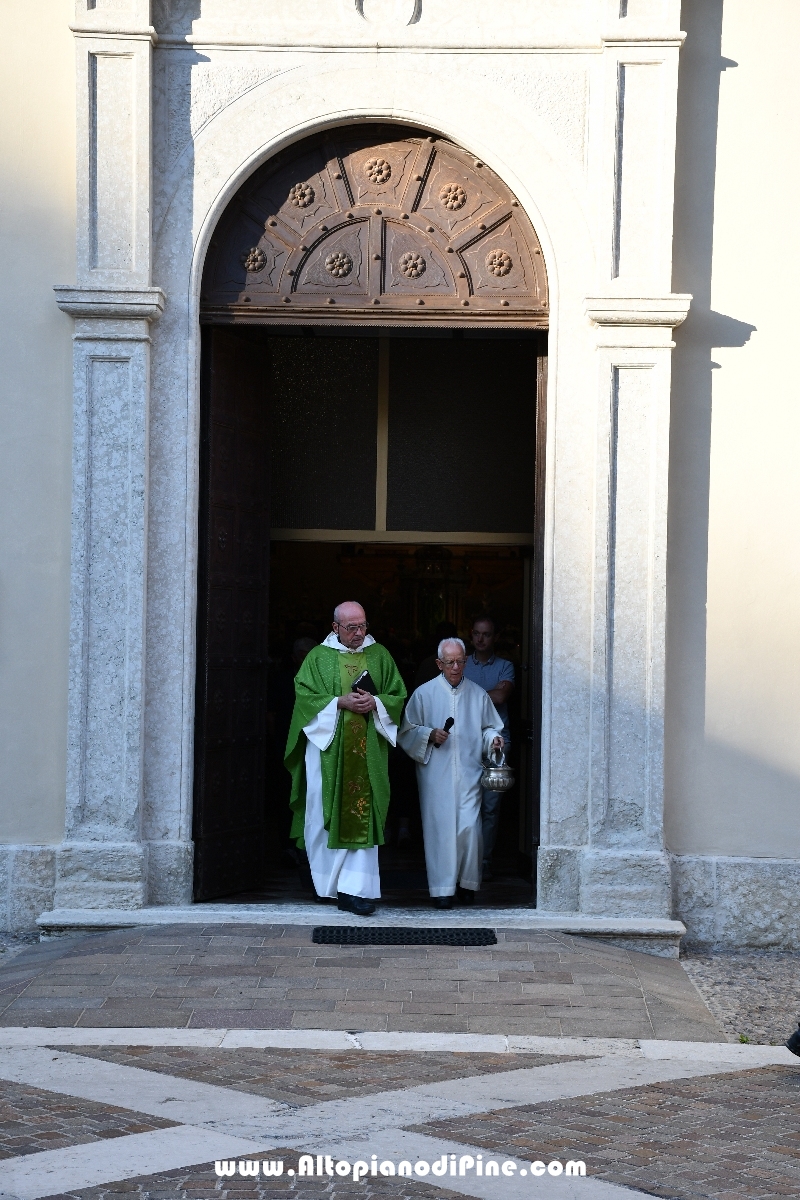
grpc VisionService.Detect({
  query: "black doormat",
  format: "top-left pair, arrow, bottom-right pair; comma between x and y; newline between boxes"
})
312,926 -> 497,946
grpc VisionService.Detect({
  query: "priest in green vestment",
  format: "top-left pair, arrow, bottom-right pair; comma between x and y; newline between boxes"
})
285,601 -> 406,915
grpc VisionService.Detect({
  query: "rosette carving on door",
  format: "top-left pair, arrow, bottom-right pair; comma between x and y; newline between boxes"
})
298,224 -> 369,293
202,124 -> 548,325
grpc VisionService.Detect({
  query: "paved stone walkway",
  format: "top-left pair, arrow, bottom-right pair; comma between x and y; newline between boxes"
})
0,1040 -> 796,1199
416,1065 -> 800,1198
0,923 -> 796,1199
0,1080 -> 174,1159
0,925 -> 721,1039
44,1164 -> 468,1200
55,1047 -> 579,1105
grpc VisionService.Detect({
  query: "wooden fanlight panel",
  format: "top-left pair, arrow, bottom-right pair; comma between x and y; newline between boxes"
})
200,125 -> 548,327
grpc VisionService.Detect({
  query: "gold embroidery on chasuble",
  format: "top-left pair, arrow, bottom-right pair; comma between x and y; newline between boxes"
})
338,653 -> 373,844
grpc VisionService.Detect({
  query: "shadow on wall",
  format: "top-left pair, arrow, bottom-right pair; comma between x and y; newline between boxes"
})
665,0 -> 755,819
152,0 -> 202,35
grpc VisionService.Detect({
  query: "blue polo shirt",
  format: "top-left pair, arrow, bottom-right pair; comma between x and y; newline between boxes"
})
463,653 -> 515,741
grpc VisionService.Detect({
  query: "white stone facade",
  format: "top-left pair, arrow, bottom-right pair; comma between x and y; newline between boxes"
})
1,1 -> 798,948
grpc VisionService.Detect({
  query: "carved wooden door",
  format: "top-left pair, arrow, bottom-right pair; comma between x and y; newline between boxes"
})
201,125 -> 548,327
193,327 -> 270,900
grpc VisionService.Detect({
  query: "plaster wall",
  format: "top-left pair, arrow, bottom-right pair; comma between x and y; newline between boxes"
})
5,0 -> 797,946
0,0 -> 74,847
666,0 -> 800,944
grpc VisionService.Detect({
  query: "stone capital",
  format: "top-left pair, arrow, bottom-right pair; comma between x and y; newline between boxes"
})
70,0 -> 155,42
584,294 -> 692,328
54,285 -> 166,322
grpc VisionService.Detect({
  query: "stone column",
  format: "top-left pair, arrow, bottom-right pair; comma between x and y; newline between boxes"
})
53,1 -> 163,909
537,6 -> 690,917
539,298 -> 689,916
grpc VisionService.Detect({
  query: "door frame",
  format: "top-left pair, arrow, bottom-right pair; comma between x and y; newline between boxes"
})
193,323 -> 547,899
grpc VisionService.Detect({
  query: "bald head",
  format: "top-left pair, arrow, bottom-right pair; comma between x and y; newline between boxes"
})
332,601 -> 368,650
333,601 -> 365,625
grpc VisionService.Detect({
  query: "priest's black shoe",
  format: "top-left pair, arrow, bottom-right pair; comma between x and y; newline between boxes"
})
337,892 -> 376,916
433,895 -> 454,909
787,1023 -> 800,1056
456,885 -> 475,906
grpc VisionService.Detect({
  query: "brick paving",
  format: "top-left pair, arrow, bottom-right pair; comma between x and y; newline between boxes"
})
682,950 -> 800,1046
40,1157 -> 471,1200
0,1078 -> 175,1159
61,1046 -> 583,1105
413,1065 -> 800,1198
0,924 -> 722,1039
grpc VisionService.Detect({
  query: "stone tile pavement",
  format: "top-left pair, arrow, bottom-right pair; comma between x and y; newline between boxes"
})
1,922 -> 797,1199
42,1161 -> 470,1200
0,1043 -> 796,1199
0,1036 -> 791,1195
415,1065 -> 800,1198
0,925 -> 722,1039
56,1047 -> 579,1105
0,1080 -> 174,1159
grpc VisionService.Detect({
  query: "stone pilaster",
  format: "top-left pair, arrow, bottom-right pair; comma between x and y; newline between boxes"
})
53,1 -> 164,909
537,9 -> 688,919
538,297 -> 690,917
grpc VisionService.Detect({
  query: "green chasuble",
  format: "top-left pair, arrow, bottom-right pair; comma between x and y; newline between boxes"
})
284,642 -> 407,851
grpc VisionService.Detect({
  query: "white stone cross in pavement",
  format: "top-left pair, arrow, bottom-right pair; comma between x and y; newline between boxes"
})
0,1036 -> 794,1200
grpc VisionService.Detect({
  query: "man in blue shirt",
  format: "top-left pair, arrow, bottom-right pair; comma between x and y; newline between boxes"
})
463,617 -> 515,880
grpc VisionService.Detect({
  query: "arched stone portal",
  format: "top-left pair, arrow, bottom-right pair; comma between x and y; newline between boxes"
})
49,10 -> 691,945
194,125 -> 548,900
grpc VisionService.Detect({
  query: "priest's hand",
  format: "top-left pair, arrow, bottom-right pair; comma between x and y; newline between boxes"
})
491,735 -> 504,752
430,727 -> 450,746
338,689 -> 377,714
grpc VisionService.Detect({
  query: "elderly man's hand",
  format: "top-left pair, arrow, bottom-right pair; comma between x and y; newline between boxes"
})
491,735 -> 504,752
430,727 -> 451,746
338,689 -> 377,714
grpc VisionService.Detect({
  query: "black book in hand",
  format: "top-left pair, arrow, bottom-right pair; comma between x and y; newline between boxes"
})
351,669 -> 378,695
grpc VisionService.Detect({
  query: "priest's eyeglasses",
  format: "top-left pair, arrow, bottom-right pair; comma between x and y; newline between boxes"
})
440,657 -> 466,667
336,621 -> 369,633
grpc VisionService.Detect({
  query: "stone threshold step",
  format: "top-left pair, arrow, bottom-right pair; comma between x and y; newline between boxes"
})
36,904 -> 685,957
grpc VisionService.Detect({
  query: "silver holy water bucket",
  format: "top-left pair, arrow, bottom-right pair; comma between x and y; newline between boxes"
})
480,747 -> 515,792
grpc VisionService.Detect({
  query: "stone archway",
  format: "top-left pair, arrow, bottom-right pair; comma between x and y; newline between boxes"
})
48,8 -> 691,940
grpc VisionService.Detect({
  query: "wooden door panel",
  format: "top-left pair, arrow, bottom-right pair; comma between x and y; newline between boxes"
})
463,218 -> 542,300
339,140 -> 419,207
417,156 -> 501,237
206,587 -> 233,660
209,426 -> 236,498
231,587 -> 260,658
201,124 -> 548,325
208,508 -> 236,576
204,669 -> 231,742
194,327 -> 270,900
297,223 -> 370,294
253,146 -> 339,237
383,222 -> 456,294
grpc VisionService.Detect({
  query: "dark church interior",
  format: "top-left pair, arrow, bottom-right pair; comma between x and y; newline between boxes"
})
258,541 -> 535,907
199,326 -> 543,907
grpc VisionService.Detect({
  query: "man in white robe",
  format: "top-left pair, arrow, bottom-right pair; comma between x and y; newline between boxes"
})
398,638 -> 503,908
